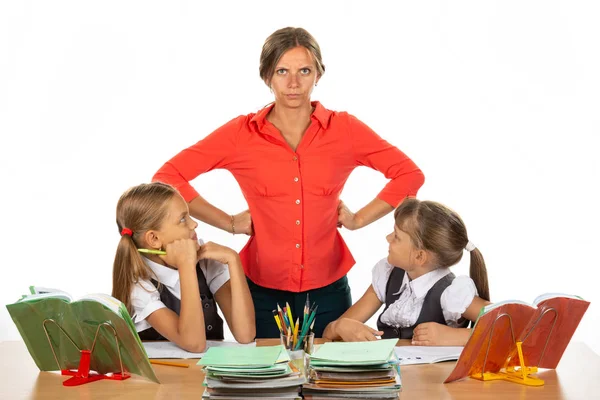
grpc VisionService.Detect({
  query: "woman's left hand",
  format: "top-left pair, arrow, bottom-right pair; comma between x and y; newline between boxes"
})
337,200 -> 361,230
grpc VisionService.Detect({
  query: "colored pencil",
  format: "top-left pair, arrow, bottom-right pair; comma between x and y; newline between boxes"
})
150,360 -> 189,368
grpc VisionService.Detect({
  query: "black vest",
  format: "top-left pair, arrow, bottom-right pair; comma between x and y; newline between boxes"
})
137,260 -> 224,340
376,268 -> 468,339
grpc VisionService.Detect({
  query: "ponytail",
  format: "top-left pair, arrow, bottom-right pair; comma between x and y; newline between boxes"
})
469,248 -> 490,301
112,234 -> 151,315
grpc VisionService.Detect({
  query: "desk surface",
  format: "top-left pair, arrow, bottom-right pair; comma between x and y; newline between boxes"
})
1,339 -> 598,400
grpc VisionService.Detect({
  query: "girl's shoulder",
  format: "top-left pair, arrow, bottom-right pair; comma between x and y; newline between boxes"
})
372,258 -> 396,302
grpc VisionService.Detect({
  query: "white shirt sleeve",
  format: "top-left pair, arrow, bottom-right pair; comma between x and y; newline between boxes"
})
441,275 -> 478,326
130,279 -> 166,331
202,259 -> 231,295
372,258 -> 395,303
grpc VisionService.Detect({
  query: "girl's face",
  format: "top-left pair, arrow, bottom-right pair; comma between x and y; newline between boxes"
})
270,46 -> 319,109
153,195 -> 198,247
386,224 -> 419,271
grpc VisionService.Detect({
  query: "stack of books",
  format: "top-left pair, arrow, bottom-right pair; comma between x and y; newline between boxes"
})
303,339 -> 401,400
199,345 -> 306,399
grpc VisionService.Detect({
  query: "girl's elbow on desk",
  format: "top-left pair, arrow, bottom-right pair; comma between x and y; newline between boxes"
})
233,327 -> 256,344
178,337 -> 207,353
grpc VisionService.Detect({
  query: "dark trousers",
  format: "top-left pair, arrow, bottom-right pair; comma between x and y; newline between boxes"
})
247,276 -> 352,338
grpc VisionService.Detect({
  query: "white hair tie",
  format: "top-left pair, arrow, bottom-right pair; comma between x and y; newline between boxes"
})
465,241 -> 476,252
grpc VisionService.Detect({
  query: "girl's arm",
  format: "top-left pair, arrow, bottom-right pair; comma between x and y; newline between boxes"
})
412,296 -> 491,346
462,296 -> 490,321
145,239 -> 207,352
323,285 -> 383,341
203,243 -> 256,343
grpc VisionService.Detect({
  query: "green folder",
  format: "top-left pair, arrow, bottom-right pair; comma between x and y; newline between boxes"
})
309,339 -> 398,365
6,288 -> 158,383
198,345 -> 287,368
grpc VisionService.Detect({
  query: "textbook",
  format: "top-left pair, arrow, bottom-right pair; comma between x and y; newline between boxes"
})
445,293 -> 589,383
394,346 -> 463,365
199,345 -> 304,399
6,286 -> 158,383
303,339 -> 401,399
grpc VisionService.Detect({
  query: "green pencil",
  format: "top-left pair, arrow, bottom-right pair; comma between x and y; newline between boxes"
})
137,248 -> 167,255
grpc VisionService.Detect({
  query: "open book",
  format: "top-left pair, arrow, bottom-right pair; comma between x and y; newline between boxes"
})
445,293 -> 589,383
6,286 -> 158,383
394,346 -> 463,365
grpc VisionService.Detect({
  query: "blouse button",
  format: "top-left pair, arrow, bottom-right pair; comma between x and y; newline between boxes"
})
295,199 -> 300,205
207,325 -> 213,331
204,303 -> 210,309
294,177 -> 299,182
296,220 -> 300,225
296,244 -> 301,249
292,156 -> 298,161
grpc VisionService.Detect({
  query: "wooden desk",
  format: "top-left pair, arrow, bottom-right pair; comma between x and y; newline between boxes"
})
1,340 -> 598,399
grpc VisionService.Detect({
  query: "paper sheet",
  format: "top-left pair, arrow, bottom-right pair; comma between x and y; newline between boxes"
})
394,345 -> 463,365
143,340 -> 256,359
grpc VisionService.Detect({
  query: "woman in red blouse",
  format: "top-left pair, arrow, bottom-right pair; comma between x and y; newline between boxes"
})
153,27 -> 425,338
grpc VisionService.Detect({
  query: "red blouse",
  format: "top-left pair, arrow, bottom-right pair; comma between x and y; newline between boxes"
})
153,102 -> 424,292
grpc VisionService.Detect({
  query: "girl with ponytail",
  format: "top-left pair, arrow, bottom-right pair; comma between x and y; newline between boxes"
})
323,198 -> 490,346
112,182 -> 255,352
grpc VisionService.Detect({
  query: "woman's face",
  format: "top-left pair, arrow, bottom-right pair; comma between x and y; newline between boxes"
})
270,46 -> 319,108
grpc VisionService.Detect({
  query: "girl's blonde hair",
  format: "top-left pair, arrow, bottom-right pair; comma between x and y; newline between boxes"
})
112,182 -> 178,314
394,198 -> 490,301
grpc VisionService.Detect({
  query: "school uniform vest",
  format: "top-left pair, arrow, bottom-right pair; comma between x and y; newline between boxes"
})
137,261 -> 224,340
376,268 -> 468,339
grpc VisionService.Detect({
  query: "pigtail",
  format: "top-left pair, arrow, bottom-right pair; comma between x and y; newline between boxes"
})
469,248 -> 490,301
112,233 -> 149,315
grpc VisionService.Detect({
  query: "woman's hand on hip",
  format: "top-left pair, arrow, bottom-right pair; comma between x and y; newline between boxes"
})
232,210 -> 254,235
337,200 -> 362,231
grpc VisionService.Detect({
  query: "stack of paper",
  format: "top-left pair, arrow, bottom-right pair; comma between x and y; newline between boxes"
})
198,345 -> 305,399
303,339 -> 401,399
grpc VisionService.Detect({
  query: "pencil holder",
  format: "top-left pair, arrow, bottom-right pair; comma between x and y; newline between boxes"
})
280,332 -> 315,355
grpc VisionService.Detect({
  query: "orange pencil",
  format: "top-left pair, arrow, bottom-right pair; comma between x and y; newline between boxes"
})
277,304 -> 288,335
150,360 -> 189,368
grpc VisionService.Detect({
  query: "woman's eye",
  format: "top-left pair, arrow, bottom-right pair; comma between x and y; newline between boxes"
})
301,68 -> 311,74
180,217 -> 186,223
276,69 -> 286,75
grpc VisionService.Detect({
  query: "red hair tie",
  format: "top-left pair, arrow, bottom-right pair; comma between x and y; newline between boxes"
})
121,228 -> 133,237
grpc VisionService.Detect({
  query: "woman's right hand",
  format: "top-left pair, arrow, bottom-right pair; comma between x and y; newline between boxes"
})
159,239 -> 200,270
333,318 -> 383,342
232,210 -> 254,235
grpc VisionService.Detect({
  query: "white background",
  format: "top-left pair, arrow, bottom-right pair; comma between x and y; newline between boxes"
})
1,1 -> 599,355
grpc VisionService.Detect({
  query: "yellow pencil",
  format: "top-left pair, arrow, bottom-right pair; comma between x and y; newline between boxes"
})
285,302 -> 294,332
150,360 -> 189,368
272,310 -> 283,333
292,317 -> 299,349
